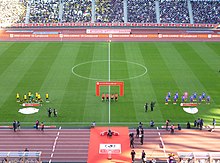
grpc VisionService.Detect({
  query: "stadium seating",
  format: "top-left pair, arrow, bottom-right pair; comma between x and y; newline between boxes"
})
159,0 -> 190,23
2,0 -> 219,24
62,0 -> 92,23
191,1 -> 219,24
29,0 -> 60,23
128,0 -> 156,23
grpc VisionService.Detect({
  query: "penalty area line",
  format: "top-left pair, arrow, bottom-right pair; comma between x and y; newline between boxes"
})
49,126 -> 61,163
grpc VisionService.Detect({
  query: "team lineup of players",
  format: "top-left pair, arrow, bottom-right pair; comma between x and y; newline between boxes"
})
102,93 -> 118,102
165,92 -> 210,104
16,91 -> 49,103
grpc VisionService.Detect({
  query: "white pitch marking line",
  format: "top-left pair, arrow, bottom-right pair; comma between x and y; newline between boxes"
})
108,41 -> 111,124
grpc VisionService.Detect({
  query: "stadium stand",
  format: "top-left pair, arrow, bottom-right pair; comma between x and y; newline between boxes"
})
2,0 -> 219,24
95,0 -> 124,23
95,0 -> 111,22
62,0 -> 92,23
29,0 -> 60,23
109,0 -> 124,23
128,0 -> 157,23
191,1 -> 220,24
159,0 -> 190,23
0,0 -> 26,24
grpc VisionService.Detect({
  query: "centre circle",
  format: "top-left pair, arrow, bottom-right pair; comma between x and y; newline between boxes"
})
71,60 -> 147,80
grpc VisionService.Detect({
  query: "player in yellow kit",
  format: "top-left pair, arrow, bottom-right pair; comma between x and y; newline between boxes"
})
38,93 -> 41,102
28,91 -> 31,99
35,92 -> 39,101
16,93 -> 20,102
45,93 -> 49,102
24,94 -> 27,102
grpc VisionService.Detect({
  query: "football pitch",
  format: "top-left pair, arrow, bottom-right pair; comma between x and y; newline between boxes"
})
0,42 -> 219,127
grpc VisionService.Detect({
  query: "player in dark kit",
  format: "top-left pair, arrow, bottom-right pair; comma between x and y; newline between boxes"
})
131,150 -> 136,162
53,109 -> 57,117
35,120 -> 39,129
141,150 -> 146,163
145,102 -> 148,112
140,133 -> 144,145
150,101 -> 156,111
41,122 -> 44,131
48,108 -> 52,117
12,120 -> 17,132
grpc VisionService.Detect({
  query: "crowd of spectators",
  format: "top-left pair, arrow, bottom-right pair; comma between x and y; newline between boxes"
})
109,0 -> 124,22
1,0 -> 219,24
128,0 -> 156,23
191,1 -> 219,24
62,0 -> 92,23
0,0 -> 26,24
160,0 -> 190,23
29,0 -> 60,23
95,0 -> 123,22
95,0 -> 111,22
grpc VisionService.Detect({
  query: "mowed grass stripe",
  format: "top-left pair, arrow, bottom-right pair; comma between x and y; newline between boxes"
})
189,42 -> 220,75
174,43 -> 220,104
36,43 -> 82,123
107,42 -> 136,122
139,42 -> 180,122
0,42 -> 219,125
173,43 -> 219,121
83,43 -> 109,123
157,43 -> 206,92
0,43 -> 48,121
0,43 -> 30,76
188,42 -> 220,107
205,42 -> 220,56
15,42 -> 63,87
124,42 -> 164,122
17,42 -> 63,122
60,43 -> 96,122
156,42 -> 209,122
0,42 -> 14,57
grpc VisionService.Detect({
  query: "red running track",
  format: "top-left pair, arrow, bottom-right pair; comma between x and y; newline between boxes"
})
1,128 -> 220,162
129,128 -> 220,161
0,128 -> 90,162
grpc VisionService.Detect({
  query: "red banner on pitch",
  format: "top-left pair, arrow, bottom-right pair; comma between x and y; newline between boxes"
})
96,81 -> 124,96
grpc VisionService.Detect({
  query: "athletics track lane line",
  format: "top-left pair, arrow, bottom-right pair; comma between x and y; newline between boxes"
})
49,126 -> 61,163
157,127 -> 166,156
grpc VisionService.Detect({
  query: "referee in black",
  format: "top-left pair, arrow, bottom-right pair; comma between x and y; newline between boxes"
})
144,102 -> 148,112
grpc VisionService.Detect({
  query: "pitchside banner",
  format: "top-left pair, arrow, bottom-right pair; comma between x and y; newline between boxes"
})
8,34 -> 220,39
86,29 -> 131,34
99,144 -> 121,154
8,23 -> 217,28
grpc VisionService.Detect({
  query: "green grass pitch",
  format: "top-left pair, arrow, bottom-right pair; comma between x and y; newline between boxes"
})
0,42 -> 219,127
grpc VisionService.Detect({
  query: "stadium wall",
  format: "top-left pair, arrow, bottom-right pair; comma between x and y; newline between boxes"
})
1,25 -> 220,42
